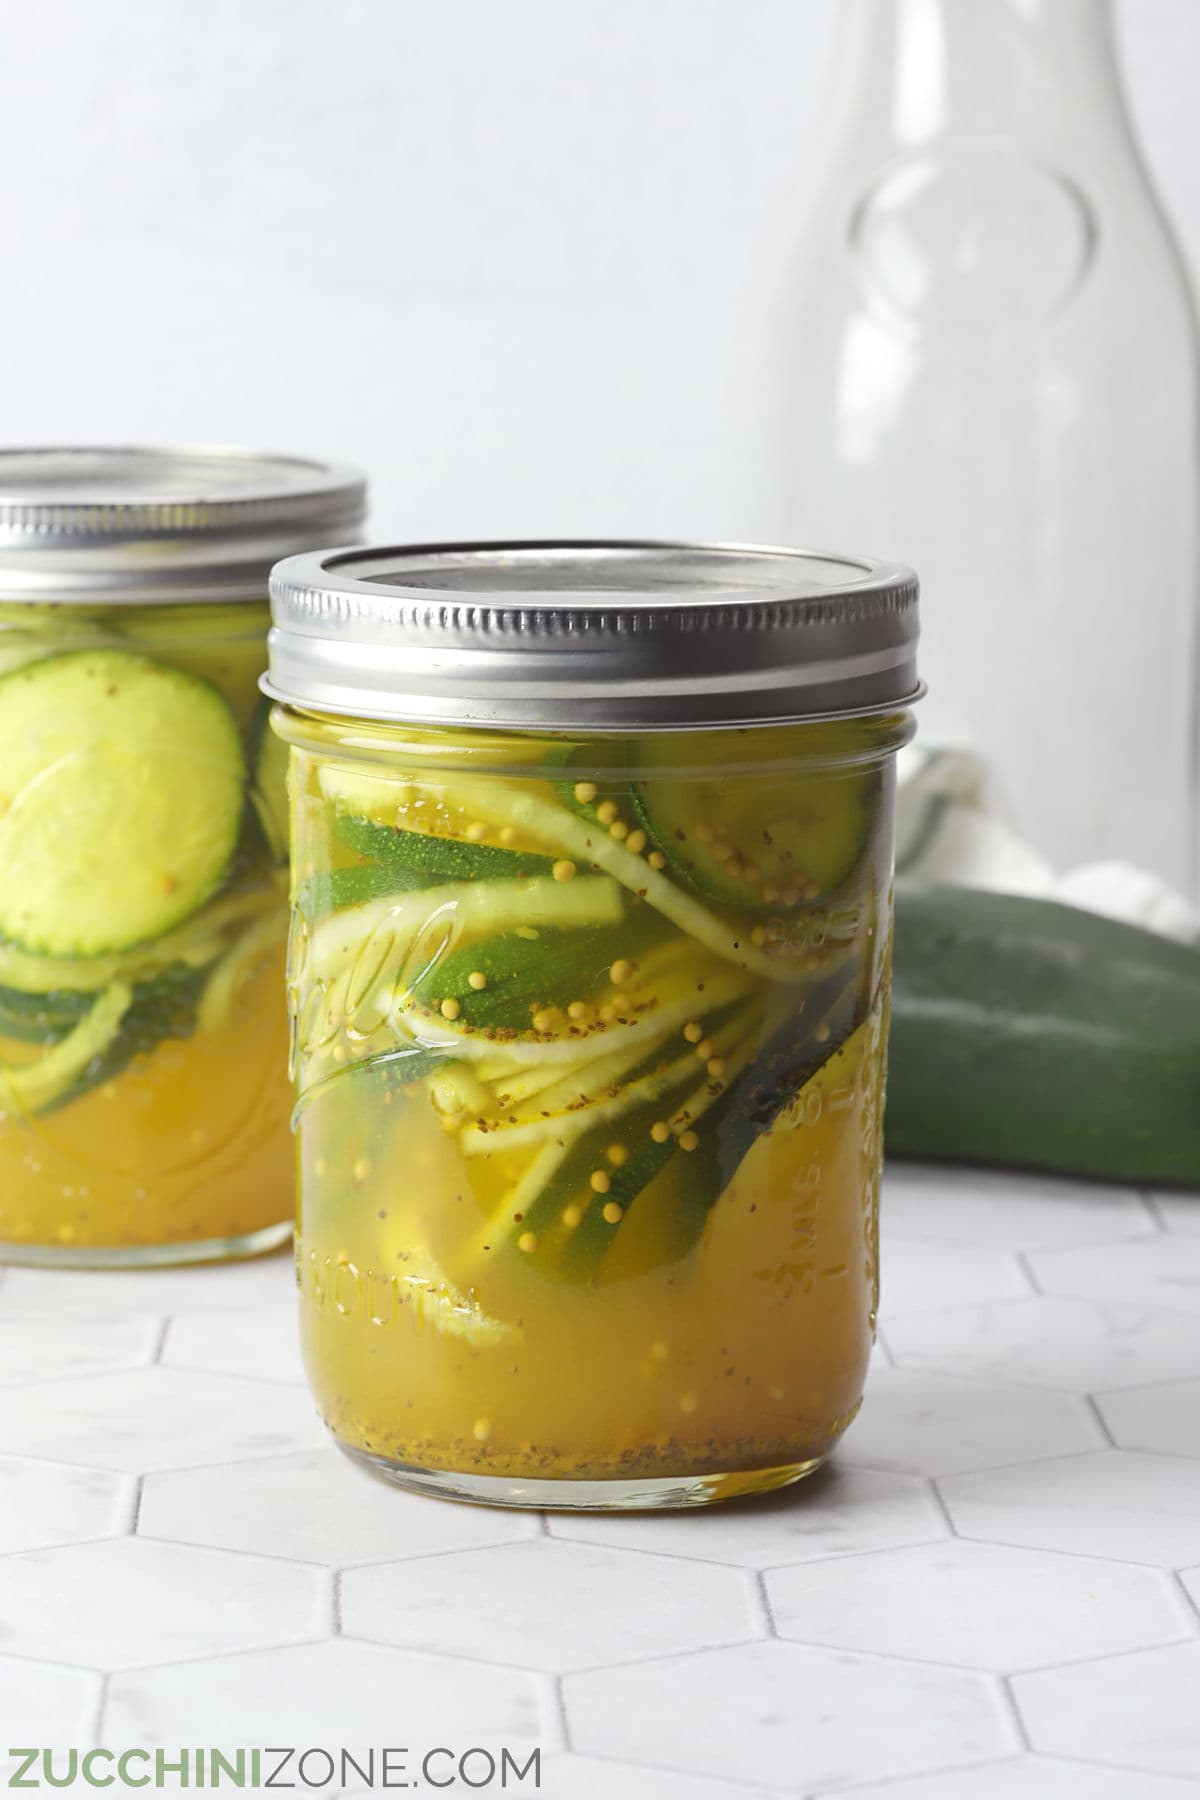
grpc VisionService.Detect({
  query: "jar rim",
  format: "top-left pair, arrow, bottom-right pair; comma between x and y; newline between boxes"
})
0,444 -> 367,604
266,537 -> 921,731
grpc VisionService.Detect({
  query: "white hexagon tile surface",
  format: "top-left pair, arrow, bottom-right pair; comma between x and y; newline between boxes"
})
0,1164 -> 1198,1798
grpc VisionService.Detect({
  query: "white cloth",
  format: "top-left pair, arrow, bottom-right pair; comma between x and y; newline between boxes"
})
896,743 -> 1200,943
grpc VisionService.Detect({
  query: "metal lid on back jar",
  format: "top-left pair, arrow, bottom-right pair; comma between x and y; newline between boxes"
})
0,446 -> 367,603
265,539 -> 920,730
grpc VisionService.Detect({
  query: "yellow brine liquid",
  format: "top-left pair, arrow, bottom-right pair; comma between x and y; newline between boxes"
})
283,712 -> 904,1499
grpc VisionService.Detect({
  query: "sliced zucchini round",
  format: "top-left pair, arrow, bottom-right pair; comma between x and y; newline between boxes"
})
628,732 -> 879,910
0,650 -> 246,956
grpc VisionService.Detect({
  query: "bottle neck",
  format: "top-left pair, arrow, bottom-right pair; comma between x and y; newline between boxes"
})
832,0 -> 1131,149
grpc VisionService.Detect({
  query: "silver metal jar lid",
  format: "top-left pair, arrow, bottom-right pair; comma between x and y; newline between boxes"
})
0,445 -> 367,603
265,539 -> 920,732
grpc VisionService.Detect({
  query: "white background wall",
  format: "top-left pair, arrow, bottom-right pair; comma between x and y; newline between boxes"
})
0,0 -> 1195,541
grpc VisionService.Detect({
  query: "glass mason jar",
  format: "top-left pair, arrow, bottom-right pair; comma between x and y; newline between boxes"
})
267,541 -> 920,1509
0,446 -> 366,1266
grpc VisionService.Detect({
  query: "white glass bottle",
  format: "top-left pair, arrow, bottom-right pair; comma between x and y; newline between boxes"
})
739,0 -> 1199,890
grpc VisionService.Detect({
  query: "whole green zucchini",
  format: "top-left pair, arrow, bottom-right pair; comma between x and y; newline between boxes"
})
887,883 -> 1200,1189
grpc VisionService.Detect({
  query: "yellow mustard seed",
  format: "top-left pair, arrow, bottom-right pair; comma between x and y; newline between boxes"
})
499,825 -> 517,846
590,1169 -> 611,1194
707,1057 -> 726,1078
602,1201 -> 624,1224
467,970 -> 488,991
517,1231 -> 539,1254
596,799 -> 620,826
814,1020 -> 831,1043
353,1157 -> 373,1181
440,997 -> 462,1021
552,859 -> 577,882
574,780 -> 598,804
626,828 -> 647,855
465,821 -> 488,842
679,1129 -> 700,1152
598,1002 -> 618,1024
567,999 -> 593,1022
647,850 -> 667,870
683,1020 -> 705,1044
695,1038 -> 715,1062
472,1417 -> 492,1442
608,819 -> 629,842
751,924 -> 767,948
650,1120 -> 671,1144
606,1142 -> 628,1167
562,1203 -> 584,1229
610,958 -> 635,985
532,1007 -> 561,1034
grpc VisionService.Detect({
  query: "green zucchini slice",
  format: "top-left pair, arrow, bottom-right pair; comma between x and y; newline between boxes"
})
628,735 -> 878,909
0,982 -> 133,1116
337,816 -> 558,887
409,913 -> 669,1035
0,651 -> 246,956
0,983 -> 95,1046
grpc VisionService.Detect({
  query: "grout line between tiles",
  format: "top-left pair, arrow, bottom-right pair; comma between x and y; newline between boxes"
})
68,1625 -> 340,1684
1082,1392 -> 1117,1447
941,1525 -> 1200,1575
1001,1631 -> 1196,1680
341,1624 -> 760,1681
748,1568 -> 776,1638
843,1434 -> 1111,1484
145,1316 -> 171,1365
0,1648 -> 112,1675
130,1530 -> 351,1573
0,1531 -> 135,1564
753,1523 -> 949,1576
0,1441 -> 329,1481
1090,1368 -> 1200,1398
1033,1745 -> 1200,1783
540,1673 -> 569,1755
1169,1568 -> 1200,1632
126,1472 -> 144,1537
924,1476 -> 960,1541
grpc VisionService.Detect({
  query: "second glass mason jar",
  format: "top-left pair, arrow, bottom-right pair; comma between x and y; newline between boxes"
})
267,540 -> 920,1508
0,446 -> 366,1266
